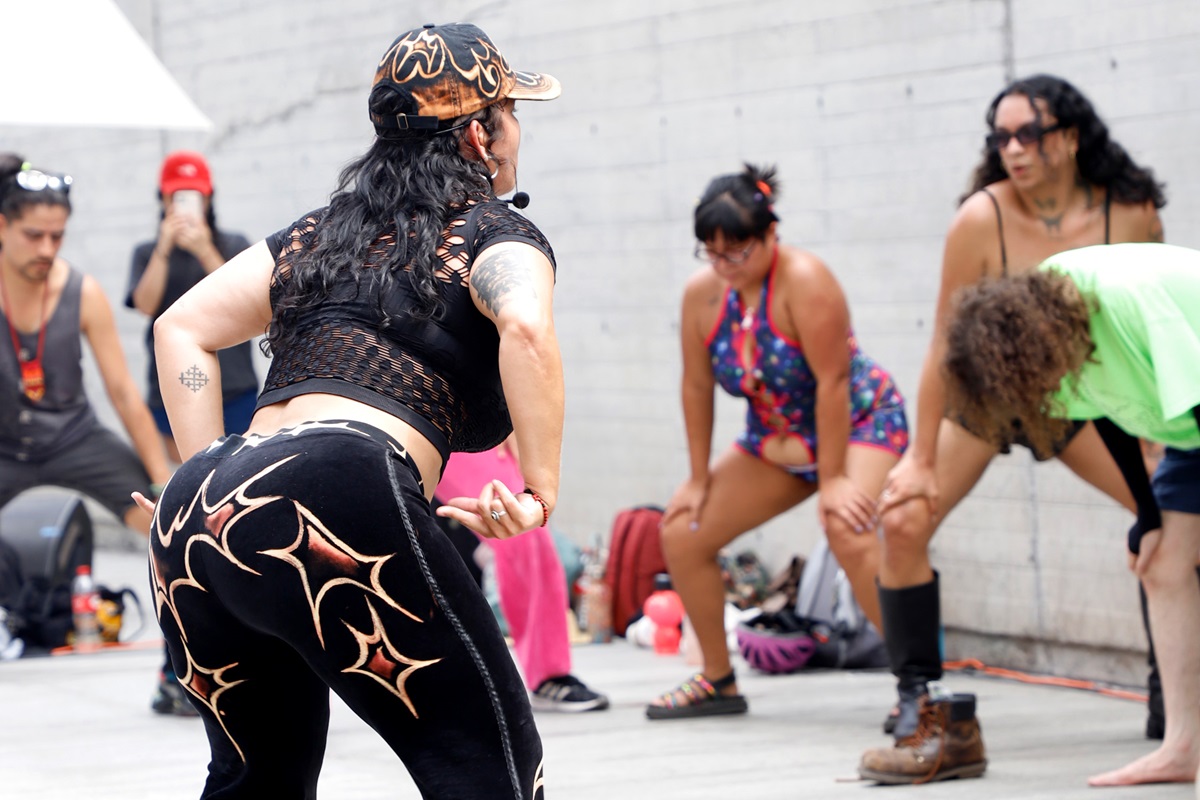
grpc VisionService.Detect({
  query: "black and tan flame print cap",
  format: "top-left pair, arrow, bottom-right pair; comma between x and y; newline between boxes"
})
370,23 -> 561,134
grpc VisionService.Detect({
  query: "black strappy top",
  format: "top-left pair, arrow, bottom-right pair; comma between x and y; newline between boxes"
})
982,186 -> 1112,274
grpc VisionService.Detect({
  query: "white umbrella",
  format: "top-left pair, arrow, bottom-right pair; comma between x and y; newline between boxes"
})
0,0 -> 211,131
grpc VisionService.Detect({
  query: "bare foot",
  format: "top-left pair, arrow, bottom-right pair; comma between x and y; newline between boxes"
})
1087,746 -> 1198,787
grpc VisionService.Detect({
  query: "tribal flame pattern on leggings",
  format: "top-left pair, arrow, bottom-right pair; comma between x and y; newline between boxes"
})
150,421 -> 544,799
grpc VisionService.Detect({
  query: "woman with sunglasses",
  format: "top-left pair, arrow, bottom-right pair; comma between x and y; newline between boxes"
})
860,75 -> 1166,784
646,164 -> 908,720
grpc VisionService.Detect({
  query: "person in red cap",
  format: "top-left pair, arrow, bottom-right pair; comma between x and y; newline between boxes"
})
133,23 -> 562,798
126,151 -> 257,466
125,151 -> 257,718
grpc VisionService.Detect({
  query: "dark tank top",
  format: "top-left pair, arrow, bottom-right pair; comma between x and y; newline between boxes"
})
0,268 -> 96,461
983,187 -> 1112,274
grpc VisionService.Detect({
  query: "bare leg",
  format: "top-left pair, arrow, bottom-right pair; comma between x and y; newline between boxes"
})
1056,421 -> 1136,513
823,445 -> 901,632
1089,510 -> 1200,786
879,420 -> 998,589
656,448 -> 815,699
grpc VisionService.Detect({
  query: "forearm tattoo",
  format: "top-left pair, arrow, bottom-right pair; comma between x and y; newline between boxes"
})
180,365 -> 210,393
472,249 -> 537,317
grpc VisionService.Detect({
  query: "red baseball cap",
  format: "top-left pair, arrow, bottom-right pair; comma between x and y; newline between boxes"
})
159,150 -> 212,196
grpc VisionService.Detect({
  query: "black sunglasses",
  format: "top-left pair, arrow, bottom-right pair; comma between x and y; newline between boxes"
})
985,122 -> 1063,151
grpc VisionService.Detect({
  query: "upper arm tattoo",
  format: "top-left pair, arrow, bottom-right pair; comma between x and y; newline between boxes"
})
471,248 -> 538,317
180,365 -> 211,393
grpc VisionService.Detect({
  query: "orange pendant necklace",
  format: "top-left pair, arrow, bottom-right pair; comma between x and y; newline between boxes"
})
0,272 -> 49,402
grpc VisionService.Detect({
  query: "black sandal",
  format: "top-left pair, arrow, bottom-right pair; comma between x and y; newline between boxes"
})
645,671 -> 749,720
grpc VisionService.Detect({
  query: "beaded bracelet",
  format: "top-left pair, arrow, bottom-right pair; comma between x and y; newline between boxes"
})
522,488 -> 550,528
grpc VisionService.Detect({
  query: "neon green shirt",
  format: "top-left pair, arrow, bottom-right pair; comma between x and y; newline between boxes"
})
1043,243 -> 1200,449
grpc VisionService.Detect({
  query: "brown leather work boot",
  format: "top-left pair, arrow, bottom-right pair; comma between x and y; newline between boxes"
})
859,692 -> 987,784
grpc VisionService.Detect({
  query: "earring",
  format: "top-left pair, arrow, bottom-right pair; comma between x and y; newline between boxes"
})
485,151 -> 500,180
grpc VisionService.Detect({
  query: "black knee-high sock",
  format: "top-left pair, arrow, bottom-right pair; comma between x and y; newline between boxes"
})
878,573 -> 943,689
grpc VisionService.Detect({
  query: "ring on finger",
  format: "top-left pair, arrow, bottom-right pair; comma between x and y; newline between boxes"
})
490,509 -> 507,521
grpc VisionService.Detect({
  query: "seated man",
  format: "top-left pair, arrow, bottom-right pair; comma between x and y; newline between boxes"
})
0,155 -> 178,711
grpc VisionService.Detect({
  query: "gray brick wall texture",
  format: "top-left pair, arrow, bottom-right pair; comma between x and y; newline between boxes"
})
7,0 -> 1200,681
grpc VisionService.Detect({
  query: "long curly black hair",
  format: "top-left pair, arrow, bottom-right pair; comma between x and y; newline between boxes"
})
944,270 -> 1095,457
264,86 -> 503,356
961,74 -> 1166,208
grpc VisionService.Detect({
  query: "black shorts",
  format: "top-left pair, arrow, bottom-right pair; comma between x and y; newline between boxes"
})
1153,447 -> 1200,514
952,415 -> 1088,462
0,426 -> 150,519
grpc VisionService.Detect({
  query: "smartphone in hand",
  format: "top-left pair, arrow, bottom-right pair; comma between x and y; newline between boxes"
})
172,189 -> 205,221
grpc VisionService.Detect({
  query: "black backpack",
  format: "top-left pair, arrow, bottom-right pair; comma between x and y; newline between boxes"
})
0,536 -> 23,616
0,492 -> 94,651
795,538 -> 889,670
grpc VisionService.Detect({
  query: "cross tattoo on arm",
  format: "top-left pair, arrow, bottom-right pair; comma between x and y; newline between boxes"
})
180,365 -> 210,393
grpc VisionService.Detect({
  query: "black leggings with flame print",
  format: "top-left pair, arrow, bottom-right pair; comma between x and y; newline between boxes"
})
149,421 -> 544,799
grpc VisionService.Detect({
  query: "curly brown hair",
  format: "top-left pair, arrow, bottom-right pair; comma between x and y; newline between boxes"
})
944,271 -> 1095,458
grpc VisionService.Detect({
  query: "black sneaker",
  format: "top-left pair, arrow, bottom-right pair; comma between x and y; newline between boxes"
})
530,675 -> 610,712
151,671 -> 200,717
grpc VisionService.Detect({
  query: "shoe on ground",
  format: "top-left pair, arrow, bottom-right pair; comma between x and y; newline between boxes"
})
860,692 -> 987,784
151,671 -> 200,717
645,671 -> 748,720
530,675 -> 610,712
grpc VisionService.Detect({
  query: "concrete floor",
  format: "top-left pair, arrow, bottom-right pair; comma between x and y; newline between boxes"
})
0,545 -> 1192,800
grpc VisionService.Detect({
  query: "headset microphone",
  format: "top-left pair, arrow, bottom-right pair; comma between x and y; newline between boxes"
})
493,152 -> 530,208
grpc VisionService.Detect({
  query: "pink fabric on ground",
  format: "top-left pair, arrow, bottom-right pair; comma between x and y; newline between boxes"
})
436,448 -> 572,690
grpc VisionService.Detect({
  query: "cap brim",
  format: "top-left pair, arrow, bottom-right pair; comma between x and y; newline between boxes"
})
509,70 -> 561,101
161,179 -> 212,196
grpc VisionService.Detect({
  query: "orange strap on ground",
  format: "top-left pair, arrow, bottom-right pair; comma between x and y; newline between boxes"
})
944,658 -> 1147,702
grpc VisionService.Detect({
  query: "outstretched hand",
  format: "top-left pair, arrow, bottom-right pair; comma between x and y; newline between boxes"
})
437,479 -> 543,539
131,491 -> 157,516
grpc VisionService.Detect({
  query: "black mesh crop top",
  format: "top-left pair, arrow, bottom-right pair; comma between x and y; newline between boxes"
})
256,197 -> 556,462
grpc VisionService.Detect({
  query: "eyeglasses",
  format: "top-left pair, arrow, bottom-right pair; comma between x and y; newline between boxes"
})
13,167 -> 73,195
985,122 -> 1063,151
694,241 -> 758,265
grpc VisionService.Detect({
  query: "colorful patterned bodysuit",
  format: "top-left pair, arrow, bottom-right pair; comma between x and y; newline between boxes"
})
706,258 -> 908,481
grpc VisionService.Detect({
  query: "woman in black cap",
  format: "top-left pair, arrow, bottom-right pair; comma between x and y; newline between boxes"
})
138,23 -> 562,799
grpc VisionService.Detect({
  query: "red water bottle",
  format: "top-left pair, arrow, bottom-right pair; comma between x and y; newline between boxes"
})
643,573 -> 684,655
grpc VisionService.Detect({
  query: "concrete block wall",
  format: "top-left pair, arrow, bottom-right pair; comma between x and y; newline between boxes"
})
8,0 -> 1200,682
